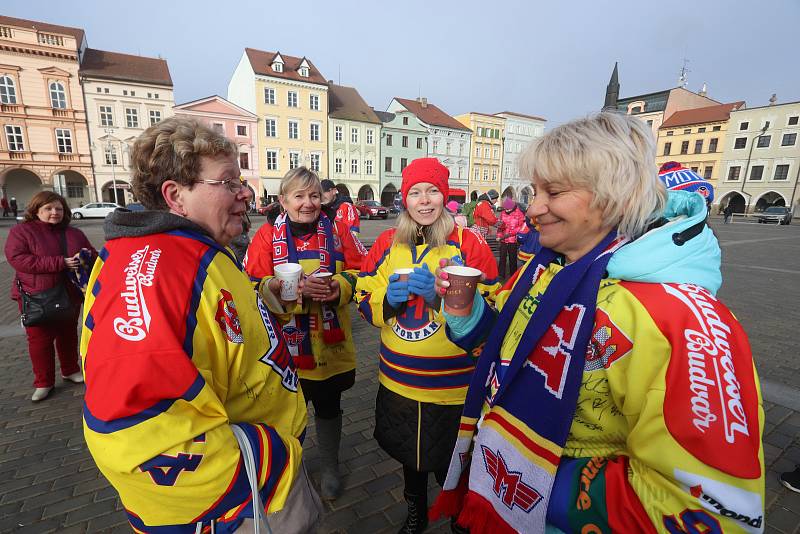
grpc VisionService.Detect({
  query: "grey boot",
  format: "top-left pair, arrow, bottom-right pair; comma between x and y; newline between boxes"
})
315,414 -> 343,500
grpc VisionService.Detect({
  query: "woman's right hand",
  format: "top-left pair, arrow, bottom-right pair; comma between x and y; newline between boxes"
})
435,258 -> 451,297
267,277 -> 302,307
64,253 -> 81,271
386,274 -> 409,308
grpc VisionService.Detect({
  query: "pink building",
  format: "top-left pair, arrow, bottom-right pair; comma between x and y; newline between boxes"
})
173,95 -> 261,202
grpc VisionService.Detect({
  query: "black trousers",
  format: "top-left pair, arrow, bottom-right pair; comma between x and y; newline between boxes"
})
403,465 -> 447,498
300,369 -> 355,419
498,242 -> 519,278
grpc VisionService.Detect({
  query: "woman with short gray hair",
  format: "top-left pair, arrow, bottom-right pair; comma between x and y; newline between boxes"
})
431,112 -> 764,533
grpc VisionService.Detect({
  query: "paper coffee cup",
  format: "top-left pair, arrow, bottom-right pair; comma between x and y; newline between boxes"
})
443,266 -> 483,316
312,272 -> 334,284
275,263 -> 303,300
394,268 -> 414,301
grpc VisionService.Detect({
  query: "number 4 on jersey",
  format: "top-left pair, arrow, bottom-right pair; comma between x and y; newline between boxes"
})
140,453 -> 203,486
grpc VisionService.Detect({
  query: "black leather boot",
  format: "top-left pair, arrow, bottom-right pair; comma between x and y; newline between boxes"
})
398,490 -> 428,534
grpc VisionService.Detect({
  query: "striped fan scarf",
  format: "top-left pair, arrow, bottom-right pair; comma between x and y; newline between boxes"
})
430,231 -> 626,533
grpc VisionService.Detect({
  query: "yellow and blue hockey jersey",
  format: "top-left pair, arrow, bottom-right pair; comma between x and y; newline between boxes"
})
81,220 -> 307,533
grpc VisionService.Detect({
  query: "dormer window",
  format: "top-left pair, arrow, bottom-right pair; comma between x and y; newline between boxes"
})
299,67 -> 309,77
272,62 -> 283,73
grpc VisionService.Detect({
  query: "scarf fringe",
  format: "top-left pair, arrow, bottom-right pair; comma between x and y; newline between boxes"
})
455,492 -> 518,534
322,327 -> 345,344
428,472 -> 469,521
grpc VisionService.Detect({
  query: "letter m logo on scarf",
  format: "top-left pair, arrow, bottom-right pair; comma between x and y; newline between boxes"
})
481,446 -> 542,512
525,304 -> 585,399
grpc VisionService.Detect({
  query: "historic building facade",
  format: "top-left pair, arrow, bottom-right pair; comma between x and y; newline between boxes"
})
0,16 -> 93,209
387,97 -> 471,200
455,112 -> 505,200
494,111 -> 546,204
716,100 -> 800,214
327,83 -> 381,201
374,108 -> 427,206
80,48 -> 173,205
228,48 -> 328,198
173,95 -> 259,201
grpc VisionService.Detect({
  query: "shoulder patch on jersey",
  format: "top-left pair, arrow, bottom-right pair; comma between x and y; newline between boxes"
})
622,282 -> 761,479
215,289 -> 243,343
584,308 -> 633,371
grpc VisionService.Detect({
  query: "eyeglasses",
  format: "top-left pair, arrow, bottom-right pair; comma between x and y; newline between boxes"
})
195,176 -> 247,194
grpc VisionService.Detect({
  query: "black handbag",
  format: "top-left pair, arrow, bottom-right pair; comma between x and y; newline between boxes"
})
17,229 -> 74,327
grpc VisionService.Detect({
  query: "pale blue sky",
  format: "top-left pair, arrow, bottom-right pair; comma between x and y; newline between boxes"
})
4,0 -> 798,125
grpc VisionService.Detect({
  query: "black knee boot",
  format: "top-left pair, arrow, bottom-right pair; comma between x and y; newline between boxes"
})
398,490 -> 428,534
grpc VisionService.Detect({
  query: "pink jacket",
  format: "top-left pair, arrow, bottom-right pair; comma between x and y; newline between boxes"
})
497,207 -> 526,244
5,220 -> 96,301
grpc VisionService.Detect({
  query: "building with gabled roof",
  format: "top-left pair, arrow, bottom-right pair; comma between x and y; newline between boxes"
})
327,83 -> 381,201
0,15 -> 93,208
655,101 -> 745,197
494,111 -> 546,204
455,112 -> 505,199
374,108 -> 428,206
80,48 -> 174,205
228,48 -> 328,196
174,95 -> 260,201
388,97 -> 471,196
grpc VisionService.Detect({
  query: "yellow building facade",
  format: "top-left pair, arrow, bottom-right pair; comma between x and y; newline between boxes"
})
655,102 -> 744,187
228,48 -> 328,199
455,112 -> 505,198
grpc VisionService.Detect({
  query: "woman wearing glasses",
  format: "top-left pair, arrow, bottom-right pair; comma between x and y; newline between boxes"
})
245,167 -> 366,501
81,117 -> 320,533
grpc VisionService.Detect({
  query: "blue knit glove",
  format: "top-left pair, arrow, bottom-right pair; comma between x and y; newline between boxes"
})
386,273 -> 410,308
408,264 -> 437,303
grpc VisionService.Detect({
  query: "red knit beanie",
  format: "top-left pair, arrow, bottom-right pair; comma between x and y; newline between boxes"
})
401,158 -> 450,203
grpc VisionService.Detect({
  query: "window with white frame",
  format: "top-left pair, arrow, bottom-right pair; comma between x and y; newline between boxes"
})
351,128 -> 359,144
493,148 -> 499,159
335,158 -> 343,174
733,137 -> 746,149
299,67 -> 309,77
367,129 -> 374,145
727,166 -> 741,181
366,159 -> 373,175
483,169 -> 489,180
749,165 -> 764,180
272,62 -> 283,73
288,91 -> 298,108
264,87 -> 275,105
310,153 -> 320,172
417,138 -> 424,150
400,158 -> 408,171
310,123 -> 320,142
125,107 -> 139,128
492,168 -> 497,181
309,94 -> 319,111
432,140 -> 438,152
4,125 -> 23,151
351,159 -> 358,174
402,135 -> 408,148
475,145 -> 481,157
266,150 -> 278,171
239,152 -> 249,170
781,133 -> 797,146
99,105 -> 114,127
288,120 -> 299,139
289,152 -> 300,169
484,147 -> 491,158
789,116 -> 799,126
265,119 -> 276,137
105,146 -> 118,165
474,169 -> 479,181
335,125 -> 343,142
446,142 -> 451,154
149,110 -> 161,126
756,136 -> 771,148
236,125 -> 247,136
774,164 -> 790,180
477,127 -> 484,137
49,81 -> 66,109
0,75 -> 17,104
55,128 -> 72,153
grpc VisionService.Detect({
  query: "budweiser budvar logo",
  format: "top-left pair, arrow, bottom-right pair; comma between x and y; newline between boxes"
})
113,246 -> 161,342
664,284 -> 749,444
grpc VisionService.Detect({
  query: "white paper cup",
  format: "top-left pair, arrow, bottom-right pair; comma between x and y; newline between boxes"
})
275,263 -> 303,300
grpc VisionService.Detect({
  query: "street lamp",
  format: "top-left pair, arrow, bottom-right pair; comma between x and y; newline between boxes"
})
739,124 -> 769,214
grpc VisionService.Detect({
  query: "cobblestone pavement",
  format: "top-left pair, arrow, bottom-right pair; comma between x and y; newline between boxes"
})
0,215 -> 798,533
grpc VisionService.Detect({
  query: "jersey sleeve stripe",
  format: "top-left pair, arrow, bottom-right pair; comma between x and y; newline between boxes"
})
182,247 -> 218,359
83,373 -> 205,434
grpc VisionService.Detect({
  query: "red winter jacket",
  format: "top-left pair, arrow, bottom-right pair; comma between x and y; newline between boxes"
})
472,200 -> 497,229
5,220 -> 96,302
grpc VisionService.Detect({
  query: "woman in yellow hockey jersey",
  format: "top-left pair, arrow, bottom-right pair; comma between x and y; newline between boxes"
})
356,158 -> 499,533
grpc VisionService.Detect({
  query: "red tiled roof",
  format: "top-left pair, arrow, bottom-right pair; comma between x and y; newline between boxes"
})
495,110 -> 547,122
245,48 -> 327,86
394,97 -> 471,131
80,48 -> 172,87
328,84 -> 381,124
660,101 -> 745,129
0,15 -> 84,48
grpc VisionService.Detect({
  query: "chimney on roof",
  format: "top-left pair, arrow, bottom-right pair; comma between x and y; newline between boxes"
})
417,97 -> 428,108
699,82 -> 707,97
769,93 -> 777,106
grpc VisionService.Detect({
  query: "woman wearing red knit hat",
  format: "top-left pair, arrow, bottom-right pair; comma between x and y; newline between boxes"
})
356,158 -> 500,533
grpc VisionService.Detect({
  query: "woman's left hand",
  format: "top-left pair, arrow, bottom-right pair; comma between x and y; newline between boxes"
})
408,264 -> 437,303
302,275 -> 334,302
323,280 -> 341,303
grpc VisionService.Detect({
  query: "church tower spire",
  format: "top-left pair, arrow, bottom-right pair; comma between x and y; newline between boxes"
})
603,62 -> 619,110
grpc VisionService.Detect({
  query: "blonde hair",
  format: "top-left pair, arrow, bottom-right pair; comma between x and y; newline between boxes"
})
131,116 -> 237,210
279,166 -> 321,196
519,111 -> 667,240
393,210 -> 454,249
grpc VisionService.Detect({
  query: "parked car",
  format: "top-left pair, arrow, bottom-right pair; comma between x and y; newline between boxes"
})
355,200 -> 389,219
756,206 -> 793,225
71,202 -> 122,219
